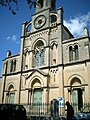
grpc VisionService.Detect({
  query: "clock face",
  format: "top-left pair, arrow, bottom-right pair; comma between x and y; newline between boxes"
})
34,15 -> 46,29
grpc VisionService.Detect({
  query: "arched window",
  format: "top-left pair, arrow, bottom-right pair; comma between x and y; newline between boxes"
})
34,40 -> 45,67
50,15 -> 57,23
36,49 -> 40,66
13,60 -> 16,71
74,45 -> 79,61
51,43 -> 57,64
24,51 -> 29,69
69,46 -> 73,61
10,59 -> 16,72
40,49 -> 45,65
10,60 -> 13,72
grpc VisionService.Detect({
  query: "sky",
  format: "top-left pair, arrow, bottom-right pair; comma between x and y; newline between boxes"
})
0,0 -> 90,76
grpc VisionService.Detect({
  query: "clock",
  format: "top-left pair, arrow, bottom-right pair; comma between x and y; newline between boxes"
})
34,15 -> 46,29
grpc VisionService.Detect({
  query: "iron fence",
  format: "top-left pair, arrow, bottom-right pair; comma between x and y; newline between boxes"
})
79,103 -> 90,112
71,103 -> 90,113
22,102 -> 90,117
23,103 -> 51,116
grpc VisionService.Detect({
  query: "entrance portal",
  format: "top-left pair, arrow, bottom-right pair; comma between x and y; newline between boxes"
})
72,88 -> 83,111
33,89 -> 42,111
33,89 -> 42,104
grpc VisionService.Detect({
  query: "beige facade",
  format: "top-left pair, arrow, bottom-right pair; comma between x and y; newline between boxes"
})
0,0 -> 90,111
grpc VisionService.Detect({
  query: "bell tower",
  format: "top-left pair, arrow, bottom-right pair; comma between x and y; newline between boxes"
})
31,0 -> 57,32
36,0 -> 56,12
21,0 -> 64,69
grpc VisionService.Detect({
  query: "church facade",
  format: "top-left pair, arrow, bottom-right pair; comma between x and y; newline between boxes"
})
0,0 -> 90,111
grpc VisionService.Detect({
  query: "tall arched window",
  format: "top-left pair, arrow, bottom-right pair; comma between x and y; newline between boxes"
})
34,40 -> 45,67
13,60 -> 16,71
10,59 -> 16,72
51,43 -> 57,64
10,60 -> 13,72
40,49 -> 45,65
36,49 -> 40,66
69,46 -> 73,61
74,45 -> 79,61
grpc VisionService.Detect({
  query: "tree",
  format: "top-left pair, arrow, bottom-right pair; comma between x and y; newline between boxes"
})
0,0 -> 37,15
0,0 -> 18,14
27,0 -> 37,9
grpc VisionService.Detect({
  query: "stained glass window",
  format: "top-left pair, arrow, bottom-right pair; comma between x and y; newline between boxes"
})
36,50 -> 40,66
40,49 -> 45,65
34,40 -> 45,67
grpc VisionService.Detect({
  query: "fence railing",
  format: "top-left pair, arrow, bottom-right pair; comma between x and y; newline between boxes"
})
79,103 -> 90,112
22,103 -> 90,117
71,103 -> 90,113
23,103 -> 51,116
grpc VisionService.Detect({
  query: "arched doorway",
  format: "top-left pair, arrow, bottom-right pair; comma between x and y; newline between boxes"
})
6,84 -> 15,104
70,78 -> 83,111
30,79 -> 43,111
72,88 -> 83,111
33,89 -> 42,104
31,79 -> 43,104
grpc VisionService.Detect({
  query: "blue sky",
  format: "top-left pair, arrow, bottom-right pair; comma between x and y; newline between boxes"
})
0,0 -> 90,75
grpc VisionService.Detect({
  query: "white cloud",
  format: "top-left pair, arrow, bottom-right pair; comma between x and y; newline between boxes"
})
64,12 -> 90,37
6,35 -> 17,41
16,41 -> 20,44
12,35 -> 17,41
6,34 -> 19,44
6,36 -> 11,40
